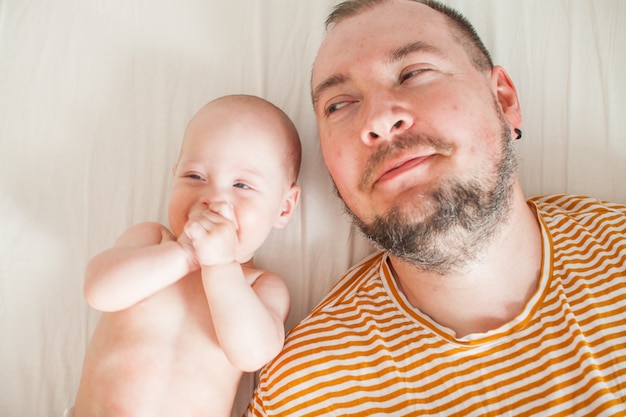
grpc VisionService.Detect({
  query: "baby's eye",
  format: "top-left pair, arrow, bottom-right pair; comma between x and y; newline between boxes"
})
233,182 -> 251,190
187,173 -> 203,180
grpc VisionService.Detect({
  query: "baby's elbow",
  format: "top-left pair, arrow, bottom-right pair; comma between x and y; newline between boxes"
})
228,338 -> 284,373
231,354 -> 275,373
83,285 -> 117,312
83,279 -> 129,312
84,263 -> 125,312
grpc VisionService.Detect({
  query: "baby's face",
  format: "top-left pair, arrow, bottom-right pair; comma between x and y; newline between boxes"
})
168,103 -> 297,262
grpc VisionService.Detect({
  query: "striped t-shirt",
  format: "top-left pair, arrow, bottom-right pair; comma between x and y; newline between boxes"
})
248,195 -> 626,416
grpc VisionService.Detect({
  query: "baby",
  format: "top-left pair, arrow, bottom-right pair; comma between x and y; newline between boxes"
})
70,95 -> 301,417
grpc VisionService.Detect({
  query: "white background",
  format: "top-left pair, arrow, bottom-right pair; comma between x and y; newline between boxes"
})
1,1 -> 625,415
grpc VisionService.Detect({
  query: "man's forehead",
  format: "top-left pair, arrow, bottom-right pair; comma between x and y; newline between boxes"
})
312,2 -> 451,96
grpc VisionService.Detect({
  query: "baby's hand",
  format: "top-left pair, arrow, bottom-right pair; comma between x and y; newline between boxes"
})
184,202 -> 238,267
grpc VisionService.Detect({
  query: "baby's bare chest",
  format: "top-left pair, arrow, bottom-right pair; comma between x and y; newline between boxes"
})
103,275 -> 217,344
80,278 -> 242,413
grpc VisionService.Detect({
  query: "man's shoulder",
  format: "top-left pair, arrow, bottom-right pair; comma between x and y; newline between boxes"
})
307,251 -> 387,313
278,250 -> 387,340
529,194 -> 626,218
529,194 -> 626,248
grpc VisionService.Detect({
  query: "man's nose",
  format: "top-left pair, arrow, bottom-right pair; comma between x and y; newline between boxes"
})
360,92 -> 413,146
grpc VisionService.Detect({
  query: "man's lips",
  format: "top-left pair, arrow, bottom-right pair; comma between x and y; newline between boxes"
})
374,153 -> 435,186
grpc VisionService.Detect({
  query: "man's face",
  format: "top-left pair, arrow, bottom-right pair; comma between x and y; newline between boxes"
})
311,0 -> 519,271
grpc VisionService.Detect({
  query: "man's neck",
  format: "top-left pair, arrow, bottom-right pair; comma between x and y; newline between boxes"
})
389,189 -> 543,339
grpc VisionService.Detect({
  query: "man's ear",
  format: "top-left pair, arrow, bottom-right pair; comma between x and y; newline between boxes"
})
274,185 -> 301,229
492,65 -> 523,135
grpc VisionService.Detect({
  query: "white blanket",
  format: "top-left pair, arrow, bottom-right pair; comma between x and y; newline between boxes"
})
1,1 -> 624,415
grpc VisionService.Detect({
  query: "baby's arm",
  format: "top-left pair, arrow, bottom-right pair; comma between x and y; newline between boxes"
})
203,265 -> 290,372
84,222 -> 197,312
185,202 -> 290,372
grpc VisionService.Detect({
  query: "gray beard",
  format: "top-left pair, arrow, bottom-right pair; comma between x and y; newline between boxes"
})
339,115 -> 518,275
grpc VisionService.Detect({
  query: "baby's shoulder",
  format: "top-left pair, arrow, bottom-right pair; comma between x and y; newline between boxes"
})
241,267 -> 290,321
241,266 -> 267,287
241,266 -> 287,293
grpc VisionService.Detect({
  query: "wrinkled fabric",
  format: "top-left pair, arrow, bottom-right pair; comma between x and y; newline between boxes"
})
0,1 -> 624,416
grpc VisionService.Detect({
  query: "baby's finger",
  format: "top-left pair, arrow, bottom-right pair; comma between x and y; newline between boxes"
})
184,221 -> 204,241
208,201 -> 238,229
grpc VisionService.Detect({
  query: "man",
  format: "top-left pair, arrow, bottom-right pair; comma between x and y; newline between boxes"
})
247,1 -> 626,415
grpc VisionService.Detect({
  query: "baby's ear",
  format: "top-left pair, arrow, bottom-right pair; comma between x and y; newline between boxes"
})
274,185 -> 301,229
171,163 -> 178,176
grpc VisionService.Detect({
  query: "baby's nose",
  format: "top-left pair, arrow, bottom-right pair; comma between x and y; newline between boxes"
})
208,201 -> 236,221
198,186 -> 226,205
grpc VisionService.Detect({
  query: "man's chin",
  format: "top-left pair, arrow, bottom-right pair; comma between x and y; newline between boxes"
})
341,189 -> 439,232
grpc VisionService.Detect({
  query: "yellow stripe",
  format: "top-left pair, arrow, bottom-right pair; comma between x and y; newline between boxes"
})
249,195 -> 626,416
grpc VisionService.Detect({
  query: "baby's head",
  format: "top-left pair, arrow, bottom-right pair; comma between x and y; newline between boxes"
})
182,95 -> 301,183
168,95 -> 302,261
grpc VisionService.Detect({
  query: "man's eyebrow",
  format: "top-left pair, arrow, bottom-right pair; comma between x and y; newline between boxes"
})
388,41 -> 445,64
311,42 -> 445,106
311,74 -> 347,107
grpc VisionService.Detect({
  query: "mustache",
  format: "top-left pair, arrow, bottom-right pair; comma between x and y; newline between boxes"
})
359,133 -> 452,190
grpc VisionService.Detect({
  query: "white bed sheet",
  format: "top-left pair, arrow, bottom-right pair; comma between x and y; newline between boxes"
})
0,1 -> 624,416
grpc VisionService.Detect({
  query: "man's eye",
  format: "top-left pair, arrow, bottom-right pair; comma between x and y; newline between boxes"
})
400,68 -> 430,83
325,101 -> 349,115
